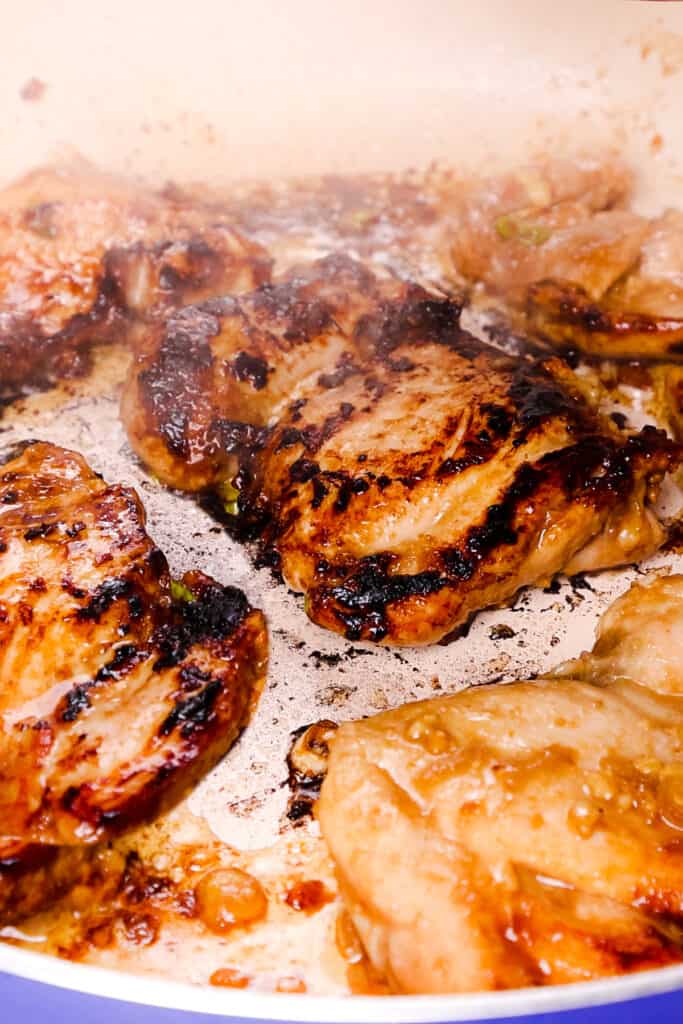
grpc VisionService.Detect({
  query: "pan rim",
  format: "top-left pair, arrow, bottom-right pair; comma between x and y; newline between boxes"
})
1,942 -> 683,1021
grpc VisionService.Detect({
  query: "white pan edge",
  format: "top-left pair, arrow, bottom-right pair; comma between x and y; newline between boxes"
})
3,3 -> 683,1019
2,944 -> 683,1023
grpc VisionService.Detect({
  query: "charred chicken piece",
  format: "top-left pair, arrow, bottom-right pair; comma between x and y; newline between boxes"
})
0,442 -> 267,920
319,574 -> 683,994
122,255 -> 384,491
0,164 -> 271,396
123,256 -> 680,645
447,159 -> 683,360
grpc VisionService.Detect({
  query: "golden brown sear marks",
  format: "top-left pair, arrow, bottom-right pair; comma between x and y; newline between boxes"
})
122,256 -> 386,492
0,165 -> 271,396
446,159 -> 683,360
318,574 -> 683,994
0,442 -> 267,921
123,256 -> 680,645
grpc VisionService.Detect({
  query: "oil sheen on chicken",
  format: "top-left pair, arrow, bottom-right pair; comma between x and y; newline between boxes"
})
0,164 -> 271,395
446,159 -> 683,360
123,255 -> 680,645
0,442 -> 267,923
318,574 -> 683,994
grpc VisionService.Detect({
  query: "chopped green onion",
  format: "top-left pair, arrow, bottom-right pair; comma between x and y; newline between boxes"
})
170,579 -> 195,604
217,479 -> 240,517
494,214 -> 518,240
347,208 -> 376,230
495,214 -> 551,246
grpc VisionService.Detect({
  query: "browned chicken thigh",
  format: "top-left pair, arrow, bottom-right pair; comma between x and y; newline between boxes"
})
0,442 -> 267,922
446,159 -> 683,360
0,165 -> 270,396
123,256 -> 679,645
319,574 -> 683,994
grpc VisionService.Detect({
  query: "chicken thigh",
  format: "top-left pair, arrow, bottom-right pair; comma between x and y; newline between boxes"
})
319,574 -> 683,993
123,256 -> 679,644
0,442 -> 267,921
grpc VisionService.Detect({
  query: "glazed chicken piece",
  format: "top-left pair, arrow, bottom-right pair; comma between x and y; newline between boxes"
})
319,574 -> 683,994
651,362 -> 683,442
554,572 -> 683,695
123,255 -> 680,645
0,164 -> 271,396
122,256 -> 380,493
0,442 -> 267,922
447,159 -> 683,360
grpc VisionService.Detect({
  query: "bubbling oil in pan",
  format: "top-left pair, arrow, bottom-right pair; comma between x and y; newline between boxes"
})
1,169 -> 682,996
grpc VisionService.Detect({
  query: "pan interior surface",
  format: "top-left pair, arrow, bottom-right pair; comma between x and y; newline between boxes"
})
2,0 -> 683,1018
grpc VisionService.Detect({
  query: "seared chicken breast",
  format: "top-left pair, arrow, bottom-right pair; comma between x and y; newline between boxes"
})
447,159 -> 683,360
0,442 -> 267,921
319,574 -> 683,994
123,256 -> 679,645
0,165 -> 270,396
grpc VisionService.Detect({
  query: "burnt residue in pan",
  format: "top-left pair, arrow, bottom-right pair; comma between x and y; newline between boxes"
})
283,720 -> 338,826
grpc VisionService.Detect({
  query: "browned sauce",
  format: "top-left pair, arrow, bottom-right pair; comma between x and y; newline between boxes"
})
195,868 -> 268,934
663,516 -> 683,553
210,967 -> 252,989
346,960 -> 391,996
284,878 -> 333,914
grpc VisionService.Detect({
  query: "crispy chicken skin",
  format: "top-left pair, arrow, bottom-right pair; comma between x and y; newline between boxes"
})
123,256 -> 679,645
319,574 -> 683,994
0,165 -> 271,394
447,159 -> 683,360
0,442 -> 267,921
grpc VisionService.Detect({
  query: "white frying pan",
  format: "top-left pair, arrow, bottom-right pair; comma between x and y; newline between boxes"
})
2,2 -> 683,1021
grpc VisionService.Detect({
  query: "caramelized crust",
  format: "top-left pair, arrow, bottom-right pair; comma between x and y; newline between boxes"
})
319,574 -> 683,993
122,256 -> 384,491
123,256 -> 680,645
0,165 -> 271,395
526,278 -> 683,361
0,442 -> 267,920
